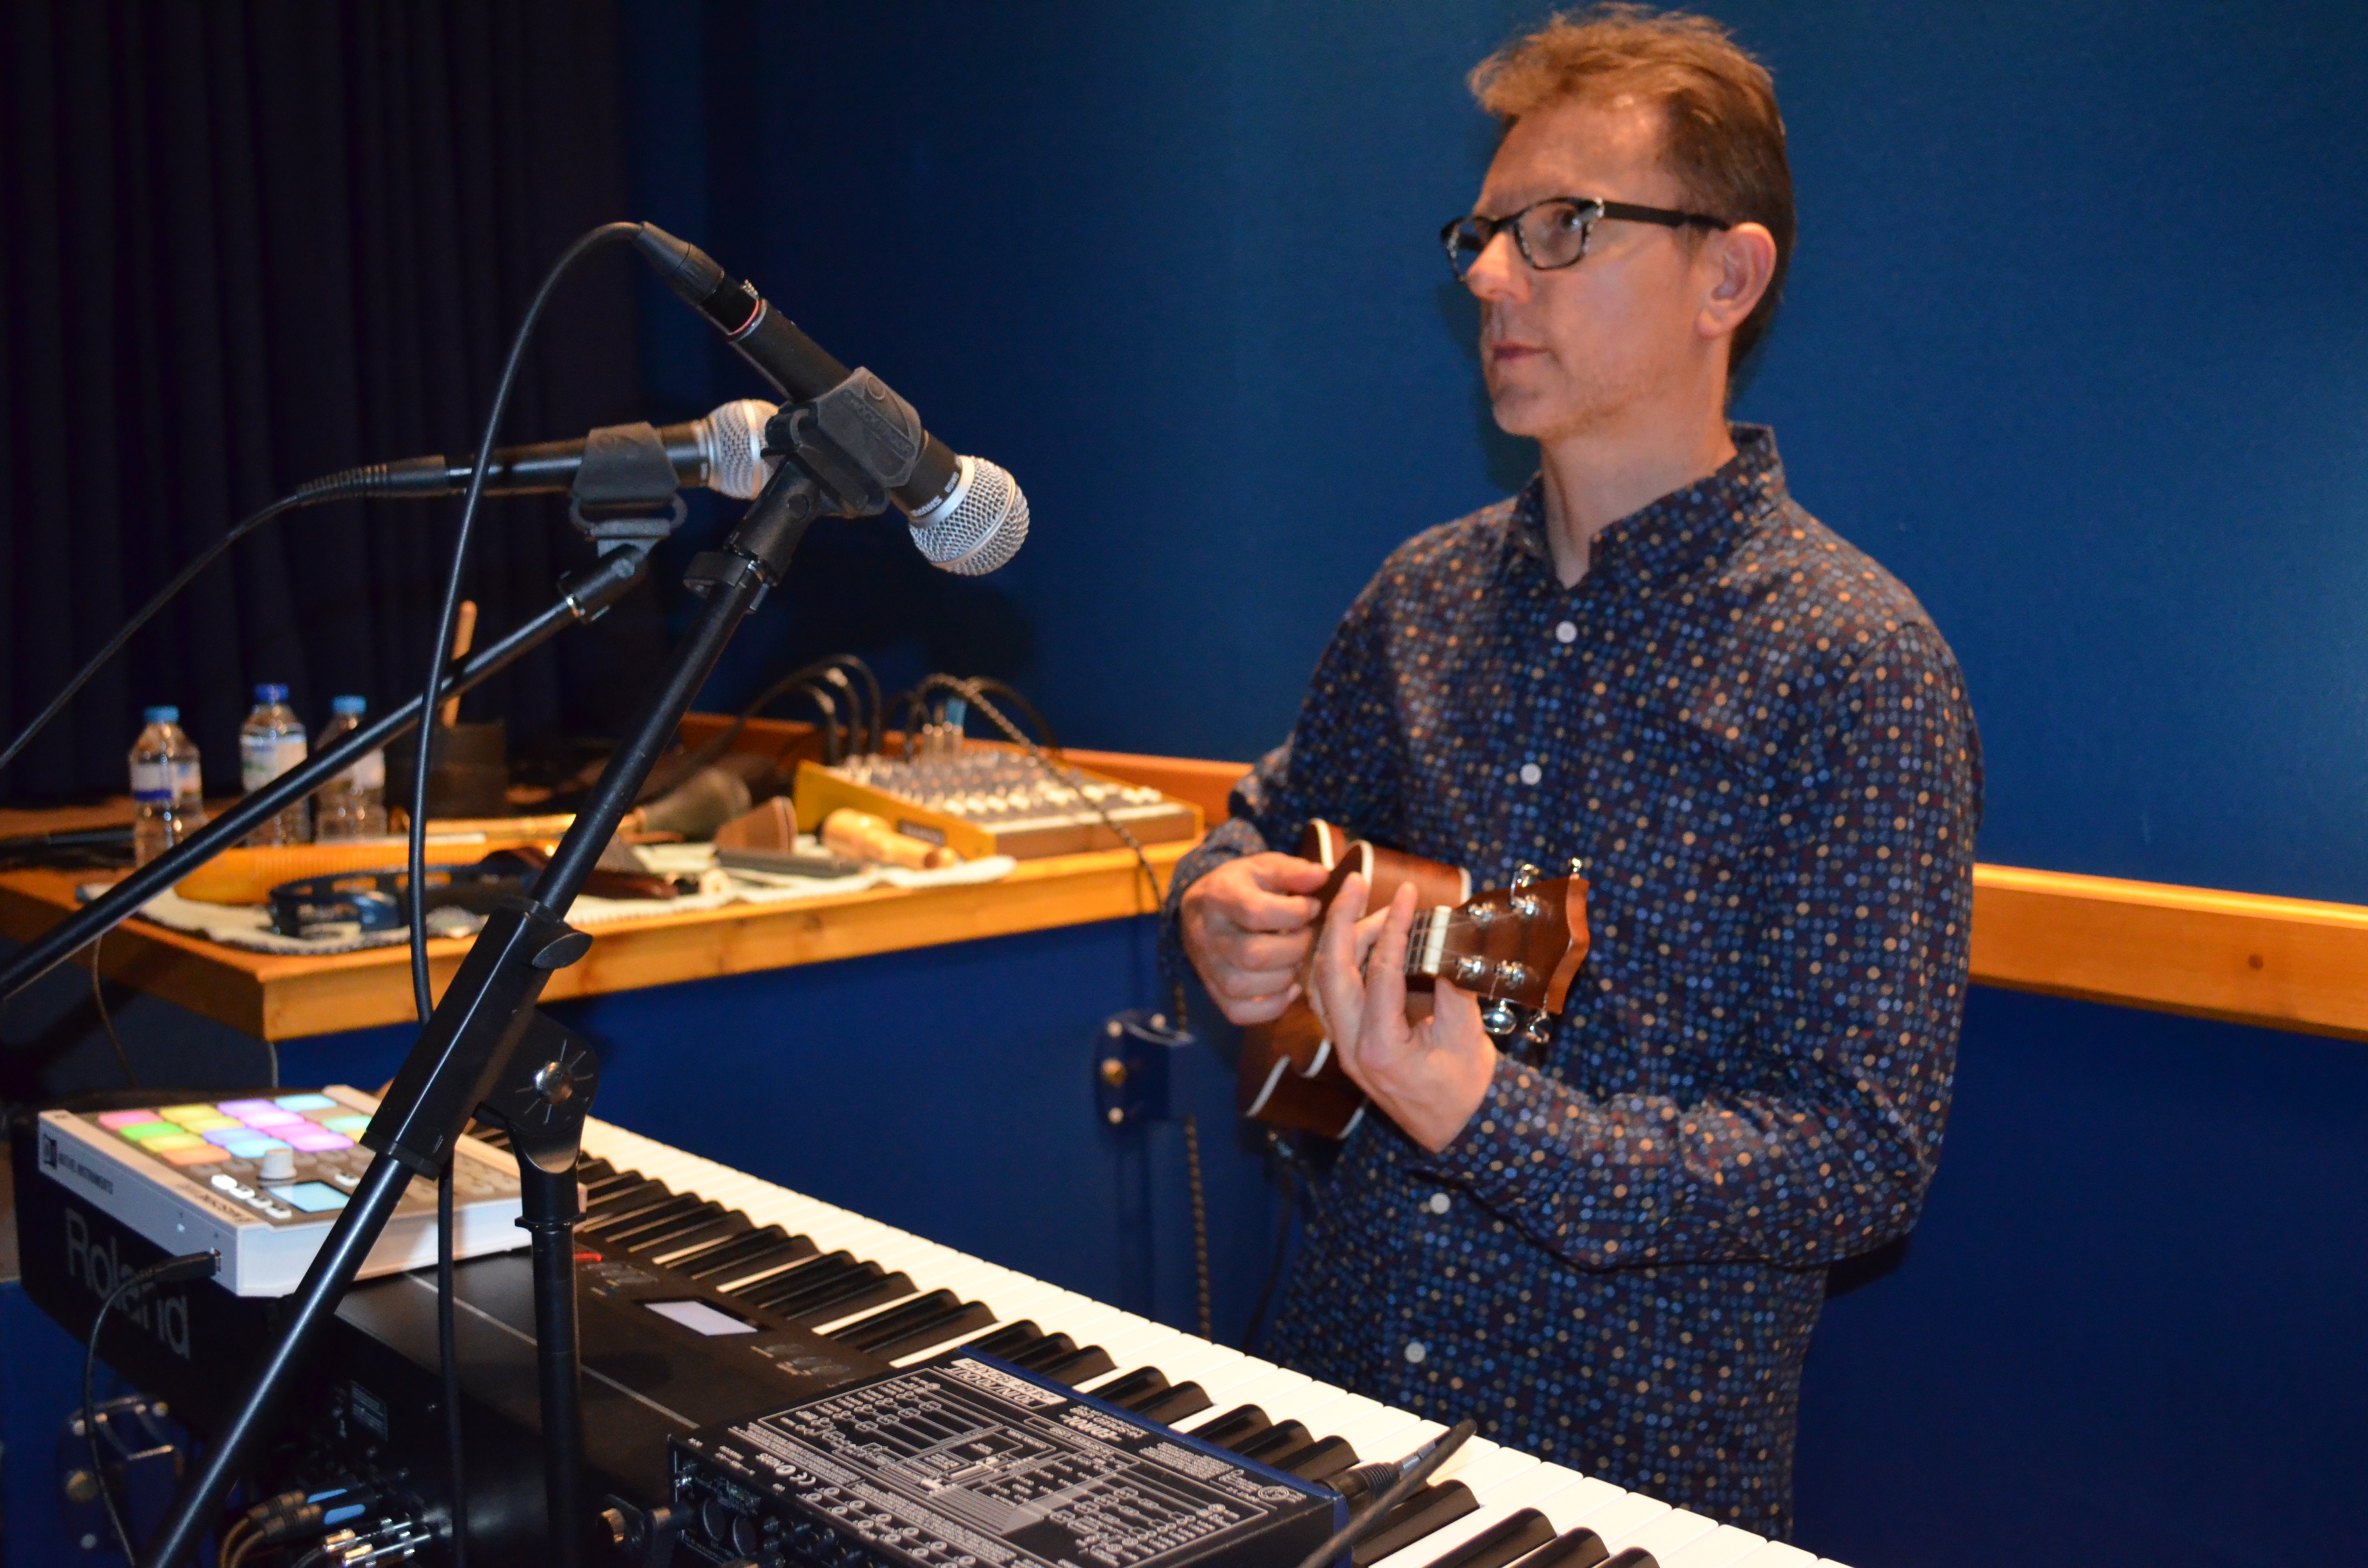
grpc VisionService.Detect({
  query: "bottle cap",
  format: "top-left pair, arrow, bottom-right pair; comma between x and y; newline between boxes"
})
331,695 -> 366,716
254,683 -> 290,704
142,705 -> 180,724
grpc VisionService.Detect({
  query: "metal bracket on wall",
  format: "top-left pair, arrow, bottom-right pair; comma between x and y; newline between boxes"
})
1094,1009 -> 1194,1127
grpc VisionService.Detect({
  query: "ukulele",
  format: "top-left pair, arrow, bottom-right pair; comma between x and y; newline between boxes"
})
1237,820 -> 1592,1139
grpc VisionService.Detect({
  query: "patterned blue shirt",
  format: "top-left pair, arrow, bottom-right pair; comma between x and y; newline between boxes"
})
1168,425 -> 1982,1535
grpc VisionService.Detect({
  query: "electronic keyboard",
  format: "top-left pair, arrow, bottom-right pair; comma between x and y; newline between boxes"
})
554,1116 -> 1853,1568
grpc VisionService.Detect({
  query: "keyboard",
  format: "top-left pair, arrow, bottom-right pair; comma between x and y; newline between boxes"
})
530,1115 -> 1853,1568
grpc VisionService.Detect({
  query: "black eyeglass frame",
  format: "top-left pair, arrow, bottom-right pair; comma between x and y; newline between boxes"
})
1440,197 -> 1731,279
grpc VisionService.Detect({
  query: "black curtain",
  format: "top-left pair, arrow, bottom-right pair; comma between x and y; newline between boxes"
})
0,0 -> 663,806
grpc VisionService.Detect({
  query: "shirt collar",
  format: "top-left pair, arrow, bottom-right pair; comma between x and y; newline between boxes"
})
1504,423 -> 1788,585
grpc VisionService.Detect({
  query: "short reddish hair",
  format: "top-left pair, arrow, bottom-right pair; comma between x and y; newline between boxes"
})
1470,5 -> 1794,373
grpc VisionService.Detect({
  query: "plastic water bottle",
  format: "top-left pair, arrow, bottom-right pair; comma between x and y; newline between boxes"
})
239,684 -> 311,846
128,706 -> 207,865
312,695 -> 388,838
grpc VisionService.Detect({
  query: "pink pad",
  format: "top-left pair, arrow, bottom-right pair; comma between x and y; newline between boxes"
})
282,1129 -> 353,1153
97,1109 -> 164,1129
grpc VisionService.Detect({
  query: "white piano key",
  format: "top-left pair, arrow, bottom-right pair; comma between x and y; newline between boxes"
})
1660,1525 -> 1772,1568
1555,1489 -> 1670,1544
1432,1441 -> 1540,1495
1607,1508 -> 1722,1560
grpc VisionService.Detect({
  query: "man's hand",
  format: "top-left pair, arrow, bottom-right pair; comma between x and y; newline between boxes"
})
1310,875 -> 1497,1153
1178,853 -> 1331,1024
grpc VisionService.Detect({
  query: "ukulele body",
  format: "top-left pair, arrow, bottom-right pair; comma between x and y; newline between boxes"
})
1236,821 -> 1590,1140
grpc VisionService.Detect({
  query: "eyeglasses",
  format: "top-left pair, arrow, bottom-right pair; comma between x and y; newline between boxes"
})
1440,197 -> 1730,280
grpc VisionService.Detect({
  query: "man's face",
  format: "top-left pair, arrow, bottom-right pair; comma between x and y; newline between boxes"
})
1467,95 -> 1717,443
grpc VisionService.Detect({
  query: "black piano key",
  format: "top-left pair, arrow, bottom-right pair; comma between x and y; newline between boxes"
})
1600,1551 -> 1656,1568
834,1290 -> 966,1350
1235,1420 -> 1313,1464
575,1157 -> 616,1181
470,1124 -> 512,1150
580,1184 -> 681,1229
780,1271 -> 916,1328
1193,1405 -> 1273,1450
604,1199 -> 727,1250
736,1253 -> 864,1307
999,1333 -> 1078,1371
1130,1382 -> 1212,1425
637,1213 -> 751,1262
1035,1344 -> 1117,1385
588,1193 -> 708,1240
839,1295 -> 998,1359
582,1175 -> 667,1211
1424,1508 -> 1558,1568
1513,1526 -> 1609,1568
1094,1368 -> 1171,1407
966,1322 -> 1046,1359
1352,1482 -> 1479,1567
678,1228 -> 814,1282
1278,1435 -> 1358,1483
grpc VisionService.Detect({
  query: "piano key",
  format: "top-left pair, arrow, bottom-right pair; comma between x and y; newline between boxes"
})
1036,1344 -> 1119,1384
1365,1459 -> 1604,1568
675,1227 -> 814,1281
782,1270 -> 915,1327
966,1322 -> 1048,1359
1354,1481 -> 1479,1566
734,1251 -> 864,1306
1280,1435 -> 1357,1482
1129,1382 -> 1213,1425
1192,1405 -> 1274,1450
582,1190 -> 702,1236
605,1199 -> 730,1250
1233,1419 -> 1313,1463
1092,1367 -> 1171,1407
835,1293 -> 997,1359
1551,1493 -> 1669,1549
1657,1528 -> 1772,1568
1510,1528 -> 1611,1568
1418,1507 -> 1556,1568
1606,1510 -> 1720,1563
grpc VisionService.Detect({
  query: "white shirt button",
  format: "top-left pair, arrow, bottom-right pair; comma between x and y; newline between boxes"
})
1554,621 -> 1577,644
1519,762 -> 1542,786
1404,1340 -> 1428,1364
1427,1191 -> 1451,1214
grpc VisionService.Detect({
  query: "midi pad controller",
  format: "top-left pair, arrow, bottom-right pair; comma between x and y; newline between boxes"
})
33,1084 -> 523,1295
672,1352 -> 1342,1568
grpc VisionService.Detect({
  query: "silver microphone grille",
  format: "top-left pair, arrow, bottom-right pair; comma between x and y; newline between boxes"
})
906,455 -> 1028,575
698,398 -> 778,499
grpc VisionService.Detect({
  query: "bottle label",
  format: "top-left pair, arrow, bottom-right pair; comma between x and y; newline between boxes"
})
174,758 -> 203,803
241,733 -> 307,790
343,749 -> 386,791
131,762 -> 172,803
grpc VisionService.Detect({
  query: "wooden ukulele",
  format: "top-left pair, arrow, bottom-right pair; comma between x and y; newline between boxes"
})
1237,820 -> 1591,1139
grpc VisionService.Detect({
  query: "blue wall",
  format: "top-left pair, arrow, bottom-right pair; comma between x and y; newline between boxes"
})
600,5 -> 2368,1567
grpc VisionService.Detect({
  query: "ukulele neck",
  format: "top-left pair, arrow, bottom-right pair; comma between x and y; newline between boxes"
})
1405,906 -> 1449,978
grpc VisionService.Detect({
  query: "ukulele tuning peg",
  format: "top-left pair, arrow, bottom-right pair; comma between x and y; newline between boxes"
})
1568,856 -> 1590,879
1521,1010 -> 1553,1046
1480,999 -> 1522,1038
1511,863 -> 1541,891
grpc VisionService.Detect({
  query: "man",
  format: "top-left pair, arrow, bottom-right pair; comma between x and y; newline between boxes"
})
1167,6 -> 1982,1535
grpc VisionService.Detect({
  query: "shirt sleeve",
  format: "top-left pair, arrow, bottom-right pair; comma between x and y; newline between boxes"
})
1160,578 -> 1409,939
1417,622 -> 1982,1271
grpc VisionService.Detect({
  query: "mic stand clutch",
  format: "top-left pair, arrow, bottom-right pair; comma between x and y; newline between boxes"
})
139,430 -> 891,1566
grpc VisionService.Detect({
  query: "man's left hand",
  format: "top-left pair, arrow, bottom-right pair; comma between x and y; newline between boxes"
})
1310,874 -> 1498,1154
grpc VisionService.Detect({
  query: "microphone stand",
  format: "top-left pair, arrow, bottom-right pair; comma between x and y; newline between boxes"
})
138,448 -> 864,1568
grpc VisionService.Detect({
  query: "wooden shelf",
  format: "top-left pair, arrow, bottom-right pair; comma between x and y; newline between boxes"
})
11,740 -> 2368,1045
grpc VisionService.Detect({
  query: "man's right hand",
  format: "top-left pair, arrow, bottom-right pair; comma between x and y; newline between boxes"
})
1178,852 -> 1331,1024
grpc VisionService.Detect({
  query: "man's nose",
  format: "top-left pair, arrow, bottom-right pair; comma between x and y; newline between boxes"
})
1463,229 -> 1527,301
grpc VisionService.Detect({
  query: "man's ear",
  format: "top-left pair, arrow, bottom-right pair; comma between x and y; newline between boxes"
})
1699,222 -> 1777,341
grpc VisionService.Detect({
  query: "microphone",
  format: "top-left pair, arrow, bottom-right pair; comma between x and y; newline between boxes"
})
632,223 -> 1028,576
352,398 -> 778,501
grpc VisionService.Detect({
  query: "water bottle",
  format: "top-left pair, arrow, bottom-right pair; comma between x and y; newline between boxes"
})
128,706 -> 207,866
313,695 -> 388,839
239,684 -> 311,846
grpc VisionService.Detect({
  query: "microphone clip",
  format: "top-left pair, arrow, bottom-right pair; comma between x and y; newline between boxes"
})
760,368 -> 925,519
566,419 -> 690,554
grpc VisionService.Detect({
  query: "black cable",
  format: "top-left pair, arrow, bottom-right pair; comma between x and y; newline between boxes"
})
89,930 -> 139,1088
1181,1113 -> 1212,1341
1289,1419 -> 1477,1568
400,216 -> 641,1568
83,1250 -> 219,1563
406,219 -> 643,1023
0,473 -> 381,782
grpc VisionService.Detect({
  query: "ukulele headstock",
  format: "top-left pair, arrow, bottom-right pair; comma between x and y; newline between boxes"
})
1412,858 -> 1592,1017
